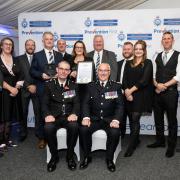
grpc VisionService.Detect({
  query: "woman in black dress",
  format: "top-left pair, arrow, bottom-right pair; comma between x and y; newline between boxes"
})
0,37 -> 23,150
123,40 -> 153,157
70,40 -> 94,101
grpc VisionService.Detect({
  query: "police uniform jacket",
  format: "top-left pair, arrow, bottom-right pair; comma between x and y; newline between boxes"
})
82,80 -> 124,123
42,78 -> 80,119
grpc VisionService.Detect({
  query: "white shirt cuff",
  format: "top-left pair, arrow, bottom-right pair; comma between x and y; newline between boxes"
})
16,81 -> 24,87
173,76 -> 180,83
112,120 -> 120,124
83,117 -> 90,120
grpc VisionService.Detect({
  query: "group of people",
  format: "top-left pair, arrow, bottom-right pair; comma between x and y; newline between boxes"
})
0,31 -> 179,173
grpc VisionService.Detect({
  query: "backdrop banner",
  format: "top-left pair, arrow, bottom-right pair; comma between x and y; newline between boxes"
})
18,9 -> 180,135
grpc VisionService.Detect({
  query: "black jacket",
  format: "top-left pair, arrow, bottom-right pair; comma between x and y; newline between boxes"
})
82,80 -> 124,123
42,78 -> 80,119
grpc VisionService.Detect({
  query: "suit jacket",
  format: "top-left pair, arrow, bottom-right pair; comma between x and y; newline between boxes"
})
42,79 -> 80,119
18,54 -> 35,97
62,52 -> 72,63
87,49 -> 117,81
117,59 -> 125,83
30,49 -> 63,96
82,80 -> 124,123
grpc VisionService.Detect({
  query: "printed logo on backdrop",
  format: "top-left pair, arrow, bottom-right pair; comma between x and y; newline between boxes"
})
21,20 -> 52,36
154,16 -> 162,26
54,32 -> 59,42
117,32 -> 126,48
60,34 -> 83,41
153,16 -> 180,34
84,17 -> 92,27
29,21 -> 52,27
127,34 -> 152,40
21,19 -> 28,28
117,32 -> 126,41
84,17 -> 118,35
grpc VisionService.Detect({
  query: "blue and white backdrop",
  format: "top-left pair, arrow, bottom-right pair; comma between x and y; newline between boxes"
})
18,9 -> 180,135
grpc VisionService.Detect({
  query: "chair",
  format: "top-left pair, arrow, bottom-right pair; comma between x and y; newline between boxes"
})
91,130 -> 121,163
46,128 -> 80,163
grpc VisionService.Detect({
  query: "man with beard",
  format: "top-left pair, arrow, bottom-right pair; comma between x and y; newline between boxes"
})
18,39 -> 41,142
117,42 -> 134,138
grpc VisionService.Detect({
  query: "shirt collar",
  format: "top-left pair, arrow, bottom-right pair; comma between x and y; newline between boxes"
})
44,48 -> 53,54
58,79 -> 67,87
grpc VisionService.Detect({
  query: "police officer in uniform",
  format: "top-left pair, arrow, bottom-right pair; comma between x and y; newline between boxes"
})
42,61 -> 80,172
79,63 -> 124,172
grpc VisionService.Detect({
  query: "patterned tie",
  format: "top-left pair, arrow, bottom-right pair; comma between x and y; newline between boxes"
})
162,51 -> 168,65
96,52 -> 100,78
49,51 -> 54,64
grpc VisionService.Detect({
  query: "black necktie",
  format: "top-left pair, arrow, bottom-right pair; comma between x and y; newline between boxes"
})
101,82 -> 104,87
60,84 -> 63,89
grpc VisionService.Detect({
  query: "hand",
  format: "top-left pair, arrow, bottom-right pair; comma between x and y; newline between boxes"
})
27,85 -> 36,94
82,118 -> 91,127
156,83 -> 167,92
45,115 -> 55,123
155,88 -> 161,94
67,114 -> 78,122
42,73 -> 51,80
10,87 -> 19,96
70,71 -> 77,78
110,120 -> 119,128
127,95 -> 133,101
15,84 -> 21,89
125,88 -> 132,98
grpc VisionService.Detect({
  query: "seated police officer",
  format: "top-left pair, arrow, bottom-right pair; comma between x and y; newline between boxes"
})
42,61 -> 80,172
79,63 -> 124,172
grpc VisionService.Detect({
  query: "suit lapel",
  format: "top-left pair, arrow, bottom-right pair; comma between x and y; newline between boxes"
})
42,49 -> 49,64
102,50 -> 108,63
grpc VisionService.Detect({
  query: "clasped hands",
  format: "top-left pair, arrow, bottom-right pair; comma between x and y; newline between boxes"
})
81,118 -> 119,128
45,114 -> 78,123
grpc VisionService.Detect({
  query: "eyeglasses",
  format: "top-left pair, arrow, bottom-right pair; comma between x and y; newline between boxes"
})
3,43 -> 13,47
75,46 -> 83,49
58,67 -> 70,72
98,69 -> 110,73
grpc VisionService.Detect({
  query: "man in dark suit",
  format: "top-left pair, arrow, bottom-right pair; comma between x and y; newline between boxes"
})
42,61 -> 80,172
87,35 -> 117,81
57,39 -> 72,64
18,39 -> 41,142
117,41 -> 134,138
79,63 -> 123,172
147,31 -> 180,158
30,32 -> 63,149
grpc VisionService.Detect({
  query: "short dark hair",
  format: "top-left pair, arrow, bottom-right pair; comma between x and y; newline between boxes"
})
162,31 -> 174,39
123,41 -> 133,47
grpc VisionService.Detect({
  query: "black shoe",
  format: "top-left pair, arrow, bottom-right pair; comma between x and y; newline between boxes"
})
147,142 -> 165,148
79,157 -> 92,169
67,158 -> 76,171
165,148 -> 175,158
47,156 -> 59,172
124,148 -> 134,157
106,160 -> 116,172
